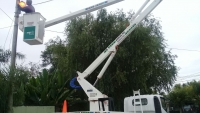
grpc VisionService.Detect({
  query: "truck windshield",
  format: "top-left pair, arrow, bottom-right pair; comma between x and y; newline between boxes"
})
160,97 -> 167,112
183,105 -> 191,111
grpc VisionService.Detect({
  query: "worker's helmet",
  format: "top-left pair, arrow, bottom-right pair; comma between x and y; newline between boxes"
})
26,0 -> 32,5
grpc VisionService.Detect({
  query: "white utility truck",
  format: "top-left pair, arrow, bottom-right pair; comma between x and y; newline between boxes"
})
124,91 -> 167,113
18,0 -> 167,112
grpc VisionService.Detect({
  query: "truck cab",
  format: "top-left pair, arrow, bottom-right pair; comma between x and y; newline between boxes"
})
124,95 -> 167,113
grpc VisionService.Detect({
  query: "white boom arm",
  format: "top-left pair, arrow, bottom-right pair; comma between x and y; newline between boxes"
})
45,0 -> 124,28
74,0 -> 162,111
81,0 -> 162,79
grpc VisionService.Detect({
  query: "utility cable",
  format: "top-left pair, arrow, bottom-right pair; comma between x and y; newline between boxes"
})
177,74 -> 200,80
45,30 -> 64,34
1,6 -> 14,50
177,72 -> 200,78
177,73 -> 200,79
167,47 -> 200,52
176,72 -> 200,82
3,21 -> 13,49
0,8 -> 13,21
0,25 -> 64,34
33,0 -> 54,5
0,7 -> 14,50
175,78 -> 200,84
9,28 -> 14,50
176,75 -> 200,82
175,75 -> 200,83
0,26 -> 12,30
176,77 -> 200,84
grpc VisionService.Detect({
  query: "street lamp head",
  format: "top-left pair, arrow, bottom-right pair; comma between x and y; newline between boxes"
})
18,1 -> 26,8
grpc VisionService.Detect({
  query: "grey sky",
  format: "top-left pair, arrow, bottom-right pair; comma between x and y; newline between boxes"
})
0,0 -> 200,84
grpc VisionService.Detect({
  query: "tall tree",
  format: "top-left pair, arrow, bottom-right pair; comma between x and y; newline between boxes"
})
0,70 -> 9,113
0,65 -> 30,113
0,47 -> 25,64
167,81 -> 200,113
0,47 -> 25,113
41,9 -> 178,110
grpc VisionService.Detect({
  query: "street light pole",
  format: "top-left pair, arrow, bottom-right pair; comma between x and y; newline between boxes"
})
8,0 -> 20,113
11,1 -> 20,67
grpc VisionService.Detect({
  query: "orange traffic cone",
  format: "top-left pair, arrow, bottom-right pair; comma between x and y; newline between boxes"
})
62,100 -> 67,113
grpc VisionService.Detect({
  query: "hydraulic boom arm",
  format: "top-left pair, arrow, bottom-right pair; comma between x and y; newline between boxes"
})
72,0 -> 162,111
45,0 -> 124,28
77,0 -> 162,79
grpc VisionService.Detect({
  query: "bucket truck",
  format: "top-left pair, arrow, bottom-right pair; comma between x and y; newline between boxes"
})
69,0 -> 167,112
19,0 -> 167,112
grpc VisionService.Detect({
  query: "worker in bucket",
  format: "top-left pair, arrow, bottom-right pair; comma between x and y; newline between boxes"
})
18,0 -> 35,13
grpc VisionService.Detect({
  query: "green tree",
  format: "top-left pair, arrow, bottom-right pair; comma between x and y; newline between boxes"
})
0,70 -> 9,113
41,9 -> 178,110
0,47 -> 25,113
24,68 -> 82,112
189,81 -> 200,105
0,65 -> 30,113
168,81 -> 200,113
0,47 -> 25,64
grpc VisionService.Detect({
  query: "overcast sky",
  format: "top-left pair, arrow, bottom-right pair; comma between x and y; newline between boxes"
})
0,0 -> 200,84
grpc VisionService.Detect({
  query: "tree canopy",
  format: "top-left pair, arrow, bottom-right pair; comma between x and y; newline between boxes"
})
0,47 -> 25,65
167,81 -> 200,112
41,9 -> 178,110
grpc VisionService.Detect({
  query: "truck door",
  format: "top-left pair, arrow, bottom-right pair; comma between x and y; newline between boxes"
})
154,96 -> 162,113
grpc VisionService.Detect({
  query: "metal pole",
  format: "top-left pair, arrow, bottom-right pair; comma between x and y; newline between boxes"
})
11,1 -> 20,67
8,0 -> 20,113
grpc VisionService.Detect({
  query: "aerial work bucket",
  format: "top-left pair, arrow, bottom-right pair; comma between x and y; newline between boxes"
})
21,12 -> 46,45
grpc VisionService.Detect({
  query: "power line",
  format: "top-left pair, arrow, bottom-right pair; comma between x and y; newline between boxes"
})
175,79 -> 199,84
46,30 -> 64,34
0,26 -> 12,30
178,76 -> 200,81
0,25 -> 64,33
3,21 -> 13,49
0,8 -> 13,21
177,72 -> 200,79
33,0 -> 54,5
175,72 -> 200,83
176,75 -> 200,81
0,6 -> 14,50
175,78 -> 200,84
167,47 -> 200,52
9,28 -> 14,50
175,74 -> 200,82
